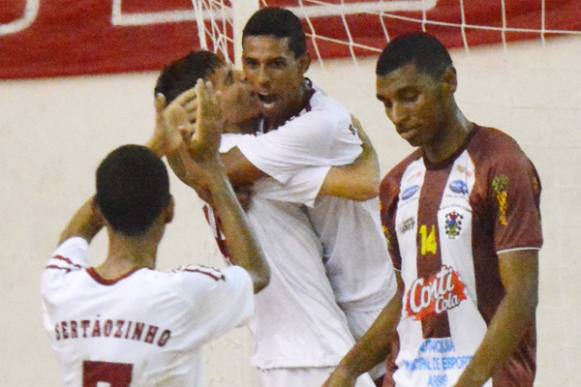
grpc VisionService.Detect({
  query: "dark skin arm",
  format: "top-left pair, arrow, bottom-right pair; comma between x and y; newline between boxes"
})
323,272 -> 404,387
454,250 -> 538,386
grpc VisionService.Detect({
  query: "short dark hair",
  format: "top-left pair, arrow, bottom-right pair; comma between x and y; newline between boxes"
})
243,7 -> 307,58
96,145 -> 171,236
376,32 -> 452,79
155,50 -> 223,104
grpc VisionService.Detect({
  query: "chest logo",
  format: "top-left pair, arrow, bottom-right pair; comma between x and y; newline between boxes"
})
401,185 -> 420,201
444,211 -> 464,239
449,180 -> 469,195
399,217 -> 416,234
404,265 -> 468,320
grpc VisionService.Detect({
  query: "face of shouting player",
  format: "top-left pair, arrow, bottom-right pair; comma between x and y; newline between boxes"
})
376,63 -> 455,148
242,35 -> 310,128
209,63 -> 261,125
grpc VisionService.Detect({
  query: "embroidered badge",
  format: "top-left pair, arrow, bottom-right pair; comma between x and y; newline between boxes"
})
491,175 -> 510,226
444,211 -> 464,239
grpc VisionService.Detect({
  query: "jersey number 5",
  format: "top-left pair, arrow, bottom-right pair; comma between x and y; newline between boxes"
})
83,360 -> 133,387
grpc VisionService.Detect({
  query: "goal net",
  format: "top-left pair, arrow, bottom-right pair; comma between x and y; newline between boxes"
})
193,0 -> 581,66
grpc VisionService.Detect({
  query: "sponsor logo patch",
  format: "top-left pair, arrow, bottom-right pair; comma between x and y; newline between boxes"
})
444,211 -> 464,239
404,265 -> 468,321
449,180 -> 469,195
401,185 -> 420,200
399,217 -> 416,234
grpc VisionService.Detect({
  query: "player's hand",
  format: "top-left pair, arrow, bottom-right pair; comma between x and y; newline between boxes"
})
160,87 -> 197,155
186,79 -> 224,164
322,368 -> 357,387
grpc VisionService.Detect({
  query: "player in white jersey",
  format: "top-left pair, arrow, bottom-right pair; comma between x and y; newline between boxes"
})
41,80 -> 270,387
155,53 -> 378,386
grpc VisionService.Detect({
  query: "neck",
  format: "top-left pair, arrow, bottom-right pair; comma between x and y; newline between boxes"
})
423,104 -> 473,165
266,80 -> 308,131
95,229 -> 159,279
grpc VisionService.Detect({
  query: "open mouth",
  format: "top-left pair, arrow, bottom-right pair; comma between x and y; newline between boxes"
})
257,93 -> 277,105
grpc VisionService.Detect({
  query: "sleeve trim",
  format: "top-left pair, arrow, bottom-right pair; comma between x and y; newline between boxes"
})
496,246 -> 541,255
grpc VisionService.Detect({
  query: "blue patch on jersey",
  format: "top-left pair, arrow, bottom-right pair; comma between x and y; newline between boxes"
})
449,180 -> 469,195
401,185 -> 420,200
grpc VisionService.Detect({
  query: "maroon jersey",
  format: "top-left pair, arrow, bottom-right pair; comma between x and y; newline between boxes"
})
380,126 -> 542,387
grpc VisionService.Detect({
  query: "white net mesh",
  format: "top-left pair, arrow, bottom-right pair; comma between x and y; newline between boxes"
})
192,0 -> 581,65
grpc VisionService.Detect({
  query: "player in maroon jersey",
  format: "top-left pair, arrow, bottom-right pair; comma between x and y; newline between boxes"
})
325,33 -> 542,387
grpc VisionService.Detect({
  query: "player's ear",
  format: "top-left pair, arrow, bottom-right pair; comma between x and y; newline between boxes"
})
297,53 -> 311,75
165,196 -> 175,224
441,66 -> 457,94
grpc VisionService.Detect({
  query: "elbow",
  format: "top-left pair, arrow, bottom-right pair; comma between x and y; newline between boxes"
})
252,268 -> 271,294
351,180 -> 380,201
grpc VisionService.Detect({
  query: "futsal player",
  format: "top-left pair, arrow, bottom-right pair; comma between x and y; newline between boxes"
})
41,80 -> 270,386
324,32 -> 542,387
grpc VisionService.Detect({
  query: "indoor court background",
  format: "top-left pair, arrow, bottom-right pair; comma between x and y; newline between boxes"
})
1,1 -> 580,386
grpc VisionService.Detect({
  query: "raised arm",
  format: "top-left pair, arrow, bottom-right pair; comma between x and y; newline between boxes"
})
318,117 -> 380,201
454,250 -> 538,386
58,197 -> 103,245
165,80 -> 270,293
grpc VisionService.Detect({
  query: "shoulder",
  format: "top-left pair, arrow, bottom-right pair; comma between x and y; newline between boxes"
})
297,87 -> 351,127
169,265 -> 251,294
469,126 -> 533,166
380,150 -> 423,193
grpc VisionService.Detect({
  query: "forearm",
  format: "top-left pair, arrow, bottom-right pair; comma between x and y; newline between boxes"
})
58,197 -> 103,245
319,146 -> 379,201
318,121 -> 380,201
146,135 -> 165,158
204,163 -> 269,293
455,290 -> 537,386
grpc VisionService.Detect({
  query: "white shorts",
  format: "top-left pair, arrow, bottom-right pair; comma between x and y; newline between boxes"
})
344,307 -> 387,381
258,367 -> 376,387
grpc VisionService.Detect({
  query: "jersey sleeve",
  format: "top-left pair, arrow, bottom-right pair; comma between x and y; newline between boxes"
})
176,265 -> 254,346
253,166 -> 331,207
236,112 -> 361,184
46,237 -> 89,272
488,152 -> 543,254
379,174 -> 402,271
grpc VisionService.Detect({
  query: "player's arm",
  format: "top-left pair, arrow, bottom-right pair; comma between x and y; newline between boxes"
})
454,250 -> 538,387
221,147 -> 267,186
58,197 -> 103,245
323,272 -> 403,387
166,80 -> 270,293
318,117 -> 379,201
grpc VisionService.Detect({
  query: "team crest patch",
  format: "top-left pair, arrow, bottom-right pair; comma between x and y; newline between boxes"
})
444,211 -> 464,239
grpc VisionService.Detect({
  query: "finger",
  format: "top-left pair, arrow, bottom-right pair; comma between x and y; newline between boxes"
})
184,98 -> 198,114
155,93 -> 167,113
172,86 -> 197,107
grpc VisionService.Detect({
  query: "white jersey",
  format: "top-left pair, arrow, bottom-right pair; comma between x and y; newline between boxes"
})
206,136 -> 359,370
41,237 -> 254,387
233,86 -> 396,313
